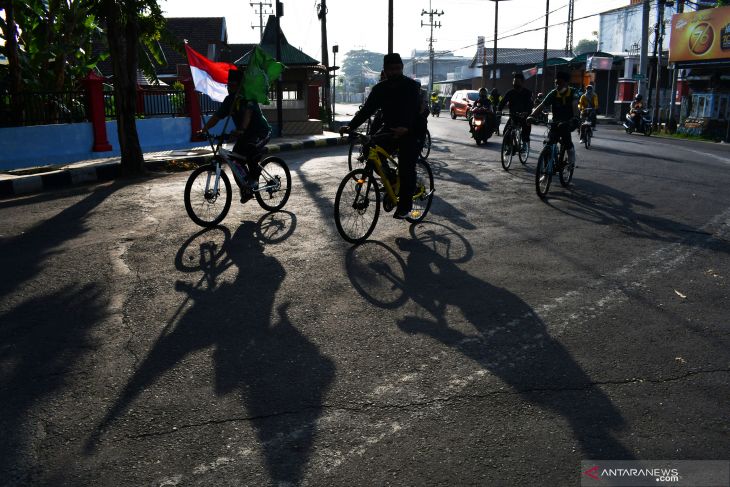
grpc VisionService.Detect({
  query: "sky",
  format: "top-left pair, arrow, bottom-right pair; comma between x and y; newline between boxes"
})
161,0 -> 631,61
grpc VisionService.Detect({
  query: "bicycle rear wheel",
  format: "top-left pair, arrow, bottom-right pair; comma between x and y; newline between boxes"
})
184,164 -> 232,227
334,169 -> 380,244
254,156 -> 291,211
535,148 -> 553,199
420,130 -> 431,159
407,158 -> 434,223
500,130 -> 515,171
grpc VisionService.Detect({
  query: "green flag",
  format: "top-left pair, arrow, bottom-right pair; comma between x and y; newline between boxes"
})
241,46 -> 285,105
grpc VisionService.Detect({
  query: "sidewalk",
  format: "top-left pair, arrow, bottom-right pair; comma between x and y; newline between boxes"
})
0,130 -> 348,199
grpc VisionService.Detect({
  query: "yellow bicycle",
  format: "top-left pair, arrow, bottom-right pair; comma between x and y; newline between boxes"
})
334,132 -> 434,244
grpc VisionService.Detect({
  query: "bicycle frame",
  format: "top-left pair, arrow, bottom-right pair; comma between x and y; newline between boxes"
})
204,135 -> 279,197
365,144 -> 400,205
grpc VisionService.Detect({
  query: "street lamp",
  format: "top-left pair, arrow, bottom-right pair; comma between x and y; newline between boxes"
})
488,0 -> 511,90
332,44 -> 339,121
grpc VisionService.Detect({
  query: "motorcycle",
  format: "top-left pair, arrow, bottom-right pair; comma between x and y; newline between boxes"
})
430,101 -> 441,117
470,106 -> 495,145
624,109 -> 653,136
580,108 -> 594,149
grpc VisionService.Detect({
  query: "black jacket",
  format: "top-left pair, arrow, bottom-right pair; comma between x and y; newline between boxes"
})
349,75 -> 421,135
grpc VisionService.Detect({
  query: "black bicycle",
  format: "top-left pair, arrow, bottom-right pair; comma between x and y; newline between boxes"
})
500,112 -> 530,171
528,118 -> 575,199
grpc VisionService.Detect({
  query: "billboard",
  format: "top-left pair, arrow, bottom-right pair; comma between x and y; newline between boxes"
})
669,6 -> 730,63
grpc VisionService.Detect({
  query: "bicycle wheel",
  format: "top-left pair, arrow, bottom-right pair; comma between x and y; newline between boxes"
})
535,148 -> 553,199
584,129 -> 591,150
254,156 -> 291,212
420,130 -> 431,159
348,137 -> 366,171
407,158 -> 434,223
184,164 -> 232,227
500,129 -> 515,171
519,133 -> 530,164
334,169 -> 380,244
559,155 -> 574,188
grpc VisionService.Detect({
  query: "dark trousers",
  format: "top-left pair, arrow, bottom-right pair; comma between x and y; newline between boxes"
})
550,122 -> 574,151
233,132 -> 271,181
381,134 -> 418,212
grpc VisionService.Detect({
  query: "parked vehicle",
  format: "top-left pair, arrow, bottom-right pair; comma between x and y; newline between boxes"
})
624,109 -> 652,136
450,90 -> 480,119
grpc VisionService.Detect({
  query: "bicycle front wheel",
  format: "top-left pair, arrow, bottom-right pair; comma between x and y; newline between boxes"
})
559,157 -> 574,188
334,169 -> 380,244
519,135 -> 530,164
584,129 -> 592,150
348,137 -> 366,171
184,164 -> 232,227
535,148 -> 553,199
407,158 -> 434,223
254,156 -> 291,212
500,130 -> 515,171
420,130 -> 431,159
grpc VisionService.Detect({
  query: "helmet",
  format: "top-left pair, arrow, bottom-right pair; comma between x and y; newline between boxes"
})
635,94 -> 643,101
490,88 -> 499,96
432,91 -> 437,96
537,92 -> 543,98
586,84 -> 594,91
478,87 -> 488,95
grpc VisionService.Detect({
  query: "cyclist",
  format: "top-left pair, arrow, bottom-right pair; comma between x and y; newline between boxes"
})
339,53 -> 422,219
530,71 -> 579,169
497,71 -> 533,146
628,93 -> 644,130
199,69 -> 272,201
578,84 -> 599,132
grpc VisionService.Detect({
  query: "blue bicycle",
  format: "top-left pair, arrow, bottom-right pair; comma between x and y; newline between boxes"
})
529,118 -> 575,199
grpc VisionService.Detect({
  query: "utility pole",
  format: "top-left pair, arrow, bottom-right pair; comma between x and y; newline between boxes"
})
639,0 -> 650,97
318,1 -> 331,126
332,44 -> 338,121
421,1 -> 444,96
565,0 -> 575,55
275,1 -> 284,137
250,1 -> 273,41
488,0 -> 512,90
541,0 -> 549,94
388,0 -> 394,54
668,0 -> 684,132
653,0 -> 667,130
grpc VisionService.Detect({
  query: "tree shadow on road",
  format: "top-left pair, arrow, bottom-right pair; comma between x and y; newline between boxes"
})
346,222 -> 634,460
85,219 -> 335,486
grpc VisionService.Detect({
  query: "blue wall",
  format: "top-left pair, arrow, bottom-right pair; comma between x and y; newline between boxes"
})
0,117 -> 206,170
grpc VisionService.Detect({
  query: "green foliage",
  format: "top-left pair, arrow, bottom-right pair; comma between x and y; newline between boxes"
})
341,49 -> 384,93
574,39 -> 598,56
171,80 -> 185,114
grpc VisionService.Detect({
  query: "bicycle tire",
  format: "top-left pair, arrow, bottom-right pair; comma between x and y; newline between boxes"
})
519,136 -> 530,164
254,156 -> 291,212
535,148 -> 553,199
184,164 -> 232,227
407,158 -> 434,223
334,169 -> 380,244
584,130 -> 591,150
559,154 -> 574,188
420,130 -> 431,159
500,129 -> 514,171
348,137 -> 366,171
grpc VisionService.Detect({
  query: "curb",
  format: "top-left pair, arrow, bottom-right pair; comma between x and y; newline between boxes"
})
0,136 -> 349,200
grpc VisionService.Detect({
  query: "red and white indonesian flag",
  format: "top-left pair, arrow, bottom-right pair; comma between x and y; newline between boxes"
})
184,44 -> 237,102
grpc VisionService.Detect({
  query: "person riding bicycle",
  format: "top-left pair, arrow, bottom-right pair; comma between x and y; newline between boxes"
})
497,71 -> 533,146
530,71 -> 579,169
339,52 -> 421,219
199,68 -> 272,201
578,84 -> 599,130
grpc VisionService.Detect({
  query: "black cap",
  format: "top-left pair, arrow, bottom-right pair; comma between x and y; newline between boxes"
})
383,53 -> 403,66
228,69 -> 243,83
555,71 -> 570,82
512,71 -> 525,80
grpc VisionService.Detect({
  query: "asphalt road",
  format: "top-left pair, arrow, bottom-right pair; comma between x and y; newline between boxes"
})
1,115 -> 729,486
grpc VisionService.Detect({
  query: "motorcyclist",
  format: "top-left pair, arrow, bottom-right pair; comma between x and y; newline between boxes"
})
429,91 -> 441,115
497,71 -> 533,146
470,87 -> 495,136
578,84 -> 598,129
628,94 -> 644,130
530,71 -> 579,169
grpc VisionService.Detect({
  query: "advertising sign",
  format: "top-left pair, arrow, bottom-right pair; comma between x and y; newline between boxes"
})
669,5 -> 730,63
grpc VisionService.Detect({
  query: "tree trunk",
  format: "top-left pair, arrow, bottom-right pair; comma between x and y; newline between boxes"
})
104,3 -> 145,176
3,0 -> 24,120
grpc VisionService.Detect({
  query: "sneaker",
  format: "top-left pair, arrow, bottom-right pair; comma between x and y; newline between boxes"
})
393,207 -> 412,220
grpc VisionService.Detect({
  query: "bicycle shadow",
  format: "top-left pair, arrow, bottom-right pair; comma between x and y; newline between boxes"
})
346,224 -> 633,460
85,219 -> 334,485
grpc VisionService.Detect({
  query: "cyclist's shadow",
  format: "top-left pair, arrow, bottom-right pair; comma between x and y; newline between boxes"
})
86,219 -> 334,485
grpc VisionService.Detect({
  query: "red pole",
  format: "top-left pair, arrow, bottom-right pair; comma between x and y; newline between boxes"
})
182,76 -> 204,141
82,71 -> 112,152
